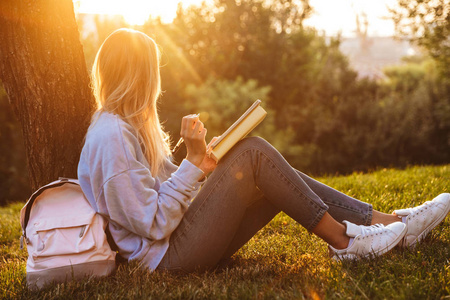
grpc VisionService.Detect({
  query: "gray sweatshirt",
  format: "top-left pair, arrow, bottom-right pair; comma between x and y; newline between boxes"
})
77,112 -> 205,270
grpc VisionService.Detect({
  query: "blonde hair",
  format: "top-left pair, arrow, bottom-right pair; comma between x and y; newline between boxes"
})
91,28 -> 171,176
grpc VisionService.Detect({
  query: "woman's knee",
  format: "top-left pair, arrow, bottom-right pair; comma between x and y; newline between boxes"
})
236,136 -> 271,151
217,136 -> 276,167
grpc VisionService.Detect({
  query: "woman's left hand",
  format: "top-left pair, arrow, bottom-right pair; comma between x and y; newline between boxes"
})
198,137 -> 219,176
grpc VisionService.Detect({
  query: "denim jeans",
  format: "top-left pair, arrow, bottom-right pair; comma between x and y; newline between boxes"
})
157,137 -> 372,272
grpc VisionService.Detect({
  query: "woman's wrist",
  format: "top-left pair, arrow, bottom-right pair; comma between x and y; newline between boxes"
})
186,154 -> 203,168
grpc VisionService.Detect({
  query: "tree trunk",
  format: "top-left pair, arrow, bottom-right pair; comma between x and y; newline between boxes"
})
0,0 -> 96,190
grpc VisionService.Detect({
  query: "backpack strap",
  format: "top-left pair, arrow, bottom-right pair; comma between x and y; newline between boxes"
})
21,178 -> 79,247
105,225 -> 127,265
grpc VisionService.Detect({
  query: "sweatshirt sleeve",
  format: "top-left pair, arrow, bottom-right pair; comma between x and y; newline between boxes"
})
102,159 -> 204,241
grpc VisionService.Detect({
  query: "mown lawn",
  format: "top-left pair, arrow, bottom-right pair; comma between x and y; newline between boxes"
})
1,165 -> 449,299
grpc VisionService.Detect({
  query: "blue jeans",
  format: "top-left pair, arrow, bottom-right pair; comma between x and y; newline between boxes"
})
157,137 -> 372,272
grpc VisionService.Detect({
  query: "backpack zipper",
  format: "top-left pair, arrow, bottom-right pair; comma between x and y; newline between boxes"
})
79,225 -> 87,238
20,234 -> 29,250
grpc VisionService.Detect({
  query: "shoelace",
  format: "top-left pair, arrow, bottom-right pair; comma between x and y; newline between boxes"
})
408,201 -> 432,217
359,223 -> 385,237
414,201 -> 432,211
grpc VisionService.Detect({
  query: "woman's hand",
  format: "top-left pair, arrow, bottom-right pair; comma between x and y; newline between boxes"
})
180,114 -> 207,167
198,137 -> 219,175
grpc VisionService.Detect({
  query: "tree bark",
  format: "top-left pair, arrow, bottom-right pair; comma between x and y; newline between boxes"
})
0,0 -> 96,190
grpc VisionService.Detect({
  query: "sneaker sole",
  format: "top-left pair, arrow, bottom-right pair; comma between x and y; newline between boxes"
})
405,193 -> 450,248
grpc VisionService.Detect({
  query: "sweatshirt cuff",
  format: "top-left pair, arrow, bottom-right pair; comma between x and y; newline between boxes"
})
193,175 -> 207,190
174,159 -> 205,188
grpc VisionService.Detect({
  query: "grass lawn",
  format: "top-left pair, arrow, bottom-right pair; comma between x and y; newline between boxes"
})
1,165 -> 449,299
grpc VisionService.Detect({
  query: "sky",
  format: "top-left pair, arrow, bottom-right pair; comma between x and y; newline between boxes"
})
305,0 -> 397,37
74,0 -> 398,37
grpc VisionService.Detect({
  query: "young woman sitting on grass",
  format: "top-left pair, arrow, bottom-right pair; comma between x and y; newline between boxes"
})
77,28 -> 450,272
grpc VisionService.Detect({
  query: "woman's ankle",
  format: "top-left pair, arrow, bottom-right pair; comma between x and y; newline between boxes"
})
329,236 -> 351,250
312,212 -> 351,249
371,210 -> 400,226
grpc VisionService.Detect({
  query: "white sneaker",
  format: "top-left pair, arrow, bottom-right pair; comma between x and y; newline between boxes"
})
329,221 -> 407,260
394,193 -> 450,248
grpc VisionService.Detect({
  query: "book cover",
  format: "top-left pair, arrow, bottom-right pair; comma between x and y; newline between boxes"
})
209,100 -> 267,162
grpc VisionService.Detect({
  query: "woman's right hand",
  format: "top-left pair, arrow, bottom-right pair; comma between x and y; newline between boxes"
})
180,114 -> 207,167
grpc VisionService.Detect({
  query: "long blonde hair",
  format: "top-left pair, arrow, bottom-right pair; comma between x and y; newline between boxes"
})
91,28 -> 171,176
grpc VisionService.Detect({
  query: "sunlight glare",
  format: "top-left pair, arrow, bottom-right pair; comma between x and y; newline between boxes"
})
75,0 -> 396,35
75,0 -> 207,25
305,0 -> 397,37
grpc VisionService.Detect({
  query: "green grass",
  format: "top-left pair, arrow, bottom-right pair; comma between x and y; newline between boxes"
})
1,165 -> 449,299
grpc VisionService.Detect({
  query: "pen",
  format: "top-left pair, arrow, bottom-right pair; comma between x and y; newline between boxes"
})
171,114 -> 200,154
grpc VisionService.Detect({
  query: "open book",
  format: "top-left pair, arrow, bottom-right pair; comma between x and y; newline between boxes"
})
208,100 -> 267,162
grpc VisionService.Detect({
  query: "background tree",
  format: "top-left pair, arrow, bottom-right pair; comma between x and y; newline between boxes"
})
390,0 -> 450,165
77,0 -> 449,174
390,0 -> 449,76
0,0 -> 95,191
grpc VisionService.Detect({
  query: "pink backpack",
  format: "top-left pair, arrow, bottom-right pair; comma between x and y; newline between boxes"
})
20,178 -> 116,289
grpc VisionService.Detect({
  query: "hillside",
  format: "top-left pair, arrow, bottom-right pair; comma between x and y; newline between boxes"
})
1,165 -> 449,299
